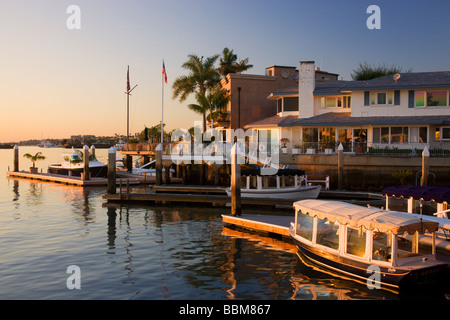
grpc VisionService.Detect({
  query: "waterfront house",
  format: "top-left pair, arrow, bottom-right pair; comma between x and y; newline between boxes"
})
245,61 -> 450,156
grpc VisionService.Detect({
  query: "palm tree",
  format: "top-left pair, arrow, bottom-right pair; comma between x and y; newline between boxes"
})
218,47 -> 253,77
172,54 -> 220,102
187,87 -> 230,132
23,152 -> 46,168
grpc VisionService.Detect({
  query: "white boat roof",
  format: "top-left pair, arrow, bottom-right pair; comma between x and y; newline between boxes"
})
293,199 -> 439,235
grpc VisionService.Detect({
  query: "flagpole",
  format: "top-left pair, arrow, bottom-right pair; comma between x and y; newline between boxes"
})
161,61 -> 164,146
125,65 -> 137,142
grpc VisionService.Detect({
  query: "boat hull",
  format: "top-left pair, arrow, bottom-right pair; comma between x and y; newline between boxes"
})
289,227 -> 448,289
48,164 -> 108,178
226,185 -> 321,200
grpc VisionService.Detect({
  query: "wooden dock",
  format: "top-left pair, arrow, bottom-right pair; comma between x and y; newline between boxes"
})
6,170 -> 181,187
222,214 -> 293,238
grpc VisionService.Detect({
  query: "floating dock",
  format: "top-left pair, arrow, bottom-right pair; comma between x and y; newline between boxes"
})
222,214 -> 293,238
6,170 -> 181,187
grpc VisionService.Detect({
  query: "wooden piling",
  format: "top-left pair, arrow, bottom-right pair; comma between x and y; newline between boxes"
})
83,145 -> 90,181
421,146 -> 429,186
107,147 -> 116,194
231,143 -> 241,216
156,144 -> 162,186
338,143 -> 344,190
14,145 -> 19,172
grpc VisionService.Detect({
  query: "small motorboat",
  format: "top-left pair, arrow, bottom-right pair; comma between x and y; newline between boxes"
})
225,167 -> 321,200
132,160 -> 175,177
289,199 -> 448,290
48,148 -> 107,177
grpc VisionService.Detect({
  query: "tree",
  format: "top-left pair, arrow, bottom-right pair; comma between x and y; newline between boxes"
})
351,61 -> 411,81
187,87 -> 230,132
172,54 -> 220,102
218,47 -> 253,77
23,152 -> 46,168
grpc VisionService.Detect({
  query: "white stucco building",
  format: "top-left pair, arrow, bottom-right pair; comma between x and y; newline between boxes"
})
246,61 -> 450,155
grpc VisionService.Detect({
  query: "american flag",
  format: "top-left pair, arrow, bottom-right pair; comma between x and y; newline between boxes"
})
126,66 -> 130,92
162,61 -> 167,84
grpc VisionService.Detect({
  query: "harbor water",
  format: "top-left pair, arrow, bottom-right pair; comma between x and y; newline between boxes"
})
0,147 -> 447,300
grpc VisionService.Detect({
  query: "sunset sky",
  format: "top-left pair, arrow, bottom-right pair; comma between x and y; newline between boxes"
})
1,0 -> 449,142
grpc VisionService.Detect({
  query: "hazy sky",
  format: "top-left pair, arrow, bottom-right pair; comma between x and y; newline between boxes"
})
1,0 -> 450,142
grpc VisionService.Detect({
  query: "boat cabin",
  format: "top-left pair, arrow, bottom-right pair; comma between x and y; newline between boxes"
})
292,200 -> 440,268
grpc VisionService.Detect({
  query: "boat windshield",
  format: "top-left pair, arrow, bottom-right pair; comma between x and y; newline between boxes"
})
397,233 -> 433,259
346,226 -> 367,258
372,231 -> 392,263
296,213 -> 314,242
316,218 -> 340,250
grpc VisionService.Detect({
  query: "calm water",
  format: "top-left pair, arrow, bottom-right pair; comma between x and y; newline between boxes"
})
0,147 -> 446,300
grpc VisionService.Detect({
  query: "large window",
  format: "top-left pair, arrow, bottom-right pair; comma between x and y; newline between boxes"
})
321,95 -> 351,108
415,90 -> 448,107
390,127 -> 408,144
302,128 -> 318,143
373,126 -> 414,144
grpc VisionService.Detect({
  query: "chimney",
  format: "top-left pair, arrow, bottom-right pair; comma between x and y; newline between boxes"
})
298,61 -> 316,118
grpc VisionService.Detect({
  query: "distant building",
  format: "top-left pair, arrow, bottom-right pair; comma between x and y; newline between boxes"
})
245,61 -> 450,155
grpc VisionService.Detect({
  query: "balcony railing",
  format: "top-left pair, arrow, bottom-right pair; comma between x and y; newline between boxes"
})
291,142 -> 450,156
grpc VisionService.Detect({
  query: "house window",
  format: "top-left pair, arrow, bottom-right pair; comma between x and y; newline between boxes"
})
343,96 -> 351,108
415,90 -> 448,107
327,97 -> 336,108
427,91 -> 447,106
373,127 -> 390,143
390,127 -> 408,144
322,95 -> 352,108
443,128 -> 450,140
277,99 -> 282,113
437,127 -> 450,140
283,97 -> 299,112
377,93 -> 386,104
302,128 -> 318,143
410,127 -> 428,143
371,92 -> 393,105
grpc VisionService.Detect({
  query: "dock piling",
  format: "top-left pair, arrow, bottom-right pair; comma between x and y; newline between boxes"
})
156,144 -> 162,186
13,145 -> 19,172
421,146 -> 429,186
231,143 -> 241,216
83,144 -> 90,180
107,147 -> 116,194
338,143 -> 344,190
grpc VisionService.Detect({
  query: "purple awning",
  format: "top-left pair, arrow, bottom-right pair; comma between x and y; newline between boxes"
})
382,186 -> 450,203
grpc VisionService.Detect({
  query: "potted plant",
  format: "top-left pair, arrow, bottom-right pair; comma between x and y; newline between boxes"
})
280,138 -> 289,153
23,152 -> 46,174
292,144 -> 301,154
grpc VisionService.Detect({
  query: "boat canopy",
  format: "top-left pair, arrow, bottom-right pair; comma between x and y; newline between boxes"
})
382,186 -> 450,204
293,199 -> 439,235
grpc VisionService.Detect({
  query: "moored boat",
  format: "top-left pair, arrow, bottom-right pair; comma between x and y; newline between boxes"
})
225,167 -> 321,200
48,149 -> 107,177
289,199 -> 449,290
